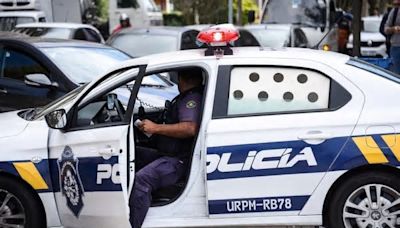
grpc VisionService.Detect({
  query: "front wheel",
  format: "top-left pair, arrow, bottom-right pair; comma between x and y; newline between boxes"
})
325,171 -> 400,228
0,176 -> 46,228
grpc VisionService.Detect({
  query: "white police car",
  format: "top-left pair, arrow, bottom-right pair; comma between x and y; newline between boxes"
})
0,25 -> 399,228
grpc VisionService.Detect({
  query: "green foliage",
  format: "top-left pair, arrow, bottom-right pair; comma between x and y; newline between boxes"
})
172,0 -> 259,25
233,0 -> 258,24
94,0 -> 109,21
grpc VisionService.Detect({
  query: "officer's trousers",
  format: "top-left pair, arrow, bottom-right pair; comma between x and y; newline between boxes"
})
129,153 -> 185,228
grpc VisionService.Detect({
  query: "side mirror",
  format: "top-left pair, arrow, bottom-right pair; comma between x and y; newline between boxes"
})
107,93 -> 118,110
247,10 -> 256,24
25,73 -> 59,88
45,109 -> 67,129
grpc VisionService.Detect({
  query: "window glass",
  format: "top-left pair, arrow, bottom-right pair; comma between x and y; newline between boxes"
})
117,0 -> 138,8
234,30 -> 260,47
2,49 -> 49,81
227,67 -> 330,116
14,27 -> 72,39
247,28 -> 290,47
0,16 -> 32,31
73,29 -> 87,40
262,0 -> 326,27
294,28 -> 308,47
74,69 -> 178,128
181,30 -> 200,50
40,46 -> 130,84
83,28 -> 102,43
109,34 -> 178,57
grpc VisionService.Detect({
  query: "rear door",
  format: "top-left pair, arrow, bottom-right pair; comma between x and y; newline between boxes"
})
205,58 -> 364,218
48,65 -> 146,227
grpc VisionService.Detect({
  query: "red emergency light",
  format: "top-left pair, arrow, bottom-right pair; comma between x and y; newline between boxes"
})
197,24 -> 240,56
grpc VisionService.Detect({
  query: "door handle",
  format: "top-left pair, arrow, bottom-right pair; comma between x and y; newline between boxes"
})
0,88 -> 7,94
98,146 -> 117,157
298,131 -> 331,141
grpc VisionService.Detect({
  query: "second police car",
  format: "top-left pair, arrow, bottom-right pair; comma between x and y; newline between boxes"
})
0,24 -> 399,228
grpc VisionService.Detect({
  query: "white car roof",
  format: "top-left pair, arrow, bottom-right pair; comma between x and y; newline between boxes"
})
108,47 -> 349,75
362,16 -> 383,22
15,22 -> 97,30
0,11 -> 45,17
245,24 -> 292,31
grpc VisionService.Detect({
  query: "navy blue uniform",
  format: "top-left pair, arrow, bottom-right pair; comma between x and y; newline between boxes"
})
129,89 -> 202,228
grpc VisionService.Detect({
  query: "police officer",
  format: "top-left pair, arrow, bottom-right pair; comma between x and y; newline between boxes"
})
129,68 -> 203,228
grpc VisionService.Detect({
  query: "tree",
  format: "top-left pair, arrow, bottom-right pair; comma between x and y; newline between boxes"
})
172,0 -> 258,25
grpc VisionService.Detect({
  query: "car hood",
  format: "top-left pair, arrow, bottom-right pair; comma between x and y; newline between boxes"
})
348,32 -> 385,42
0,111 -> 29,138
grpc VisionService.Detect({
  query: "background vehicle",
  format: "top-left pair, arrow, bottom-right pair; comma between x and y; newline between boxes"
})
347,16 -> 386,57
245,24 -> 309,48
106,26 -> 200,57
0,38 -> 130,112
108,0 -> 163,34
261,0 -> 339,51
14,22 -> 105,43
0,10 -> 46,31
0,0 -> 94,24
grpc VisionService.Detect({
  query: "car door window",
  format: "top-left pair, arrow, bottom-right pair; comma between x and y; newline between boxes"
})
117,0 -> 138,8
1,48 -> 49,81
234,30 -> 260,47
73,28 -> 87,41
181,30 -> 199,50
82,28 -> 102,43
213,66 -> 352,118
73,68 -> 142,129
294,28 -> 308,48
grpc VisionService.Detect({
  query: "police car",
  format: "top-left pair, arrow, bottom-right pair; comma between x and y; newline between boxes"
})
0,24 -> 399,228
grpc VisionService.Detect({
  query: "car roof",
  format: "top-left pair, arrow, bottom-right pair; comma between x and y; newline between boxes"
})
116,26 -> 197,36
15,22 -> 98,30
362,16 -> 382,21
109,47 -> 350,73
0,11 -> 45,17
0,37 -> 112,49
245,24 -> 293,31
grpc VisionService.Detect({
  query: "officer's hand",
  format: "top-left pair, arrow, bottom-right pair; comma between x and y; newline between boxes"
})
141,119 -> 158,134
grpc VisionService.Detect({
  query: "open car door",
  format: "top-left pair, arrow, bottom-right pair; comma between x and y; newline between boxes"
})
47,64 -> 147,227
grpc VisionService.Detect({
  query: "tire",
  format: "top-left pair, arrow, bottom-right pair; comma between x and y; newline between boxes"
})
0,176 -> 46,228
325,171 -> 400,228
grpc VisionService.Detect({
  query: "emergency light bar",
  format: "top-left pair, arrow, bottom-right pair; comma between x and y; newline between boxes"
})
197,24 -> 240,56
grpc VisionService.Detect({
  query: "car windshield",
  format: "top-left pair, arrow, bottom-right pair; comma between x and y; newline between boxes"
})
14,27 -> 73,39
262,0 -> 326,27
0,17 -> 35,31
248,28 -> 290,47
40,46 -> 130,84
363,17 -> 381,33
109,34 -> 178,57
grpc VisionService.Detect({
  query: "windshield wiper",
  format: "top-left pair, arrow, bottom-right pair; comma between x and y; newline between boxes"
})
20,108 -> 41,121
